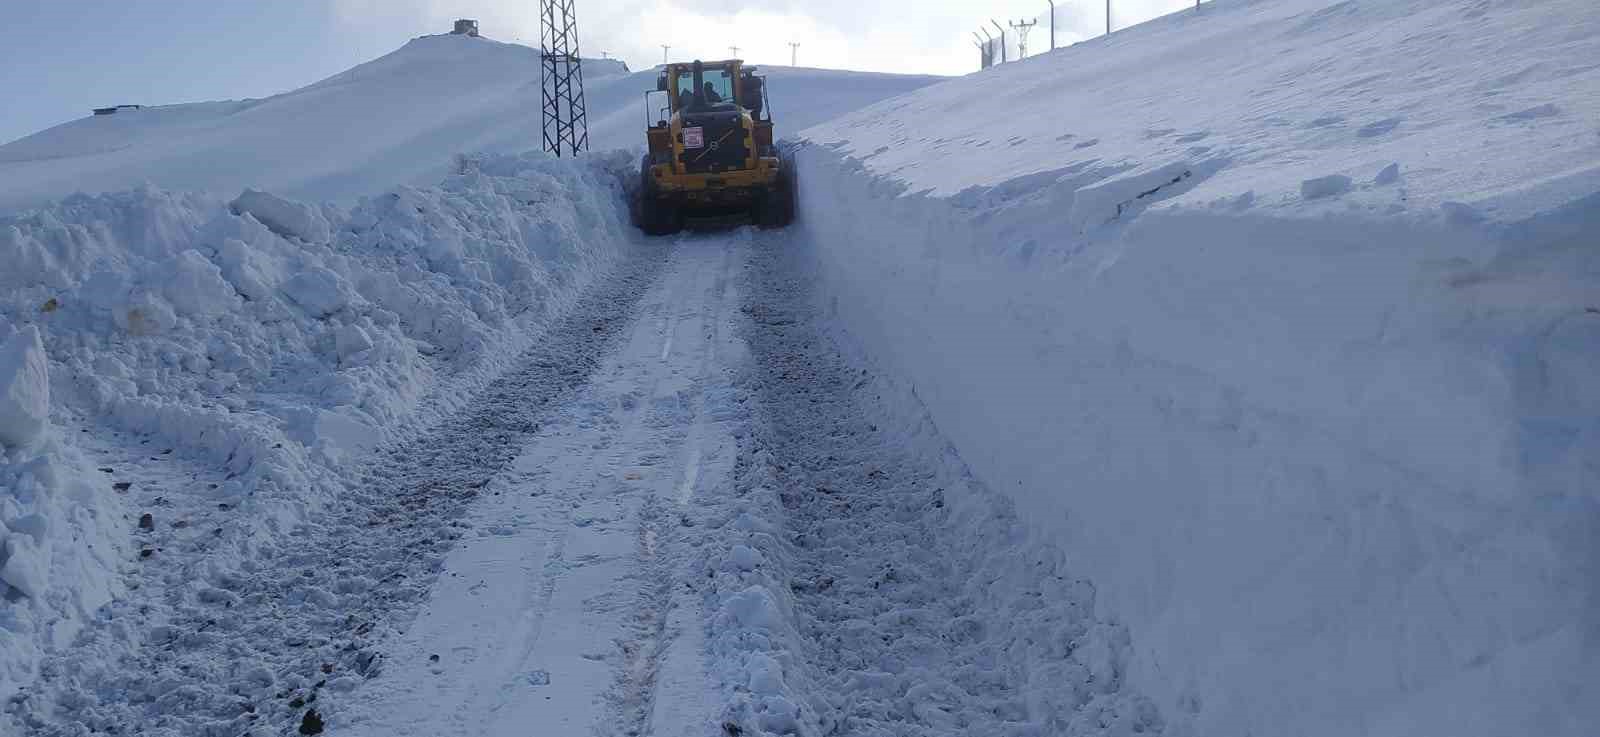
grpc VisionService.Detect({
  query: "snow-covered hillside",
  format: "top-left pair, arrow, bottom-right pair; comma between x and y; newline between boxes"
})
0,33 -> 943,215
793,1 -> 1600,736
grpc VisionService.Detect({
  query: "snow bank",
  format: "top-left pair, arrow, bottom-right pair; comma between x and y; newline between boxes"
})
792,0 -> 1600,735
0,149 -> 637,699
0,326 -> 128,699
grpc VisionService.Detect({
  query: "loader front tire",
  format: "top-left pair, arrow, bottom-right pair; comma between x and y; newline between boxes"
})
634,159 -> 681,236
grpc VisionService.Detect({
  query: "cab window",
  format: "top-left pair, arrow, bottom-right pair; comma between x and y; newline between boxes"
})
675,67 -> 736,106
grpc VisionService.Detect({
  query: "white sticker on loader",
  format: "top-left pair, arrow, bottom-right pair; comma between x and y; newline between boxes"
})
683,127 -> 704,149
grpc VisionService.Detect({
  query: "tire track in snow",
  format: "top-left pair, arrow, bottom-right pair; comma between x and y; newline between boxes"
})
600,232 -> 742,737
721,234 -> 1163,736
334,237 -> 702,737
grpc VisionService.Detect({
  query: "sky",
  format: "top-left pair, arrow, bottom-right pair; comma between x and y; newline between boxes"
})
0,0 -> 1201,146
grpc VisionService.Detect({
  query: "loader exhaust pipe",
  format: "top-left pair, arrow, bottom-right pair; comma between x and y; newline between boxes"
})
691,59 -> 705,109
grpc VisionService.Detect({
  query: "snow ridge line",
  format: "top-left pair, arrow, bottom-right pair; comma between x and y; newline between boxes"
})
10,245 -> 670,737
703,235 -> 1162,736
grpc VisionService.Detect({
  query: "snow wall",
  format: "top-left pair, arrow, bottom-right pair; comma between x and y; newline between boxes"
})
0,151 -> 637,699
791,0 -> 1600,734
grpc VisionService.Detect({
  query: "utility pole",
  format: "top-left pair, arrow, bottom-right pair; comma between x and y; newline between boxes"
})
539,0 -> 588,157
978,28 -> 996,69
990,19 -> 1006,63
1047,0 -> 1056,51
1107,0 -> 1112,35
661,44 -> 671,63
729,45 -> 741,58
788,41 -> 800,66
599,51 -> 609,59
1010,19 -> 1036,59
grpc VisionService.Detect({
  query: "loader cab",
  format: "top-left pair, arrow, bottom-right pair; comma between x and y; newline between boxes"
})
676,68 -> 735,109
644,59 -> 776,172
652,61 -> 766,116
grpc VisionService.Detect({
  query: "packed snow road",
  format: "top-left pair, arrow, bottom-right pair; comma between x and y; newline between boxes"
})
14,227 -> 1152,737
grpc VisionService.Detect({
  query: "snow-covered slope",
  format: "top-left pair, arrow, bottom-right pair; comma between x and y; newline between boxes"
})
0,34 -> 943,215
793,1 -> 1600,736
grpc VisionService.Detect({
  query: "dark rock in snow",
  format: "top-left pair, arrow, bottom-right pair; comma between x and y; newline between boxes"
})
138,513 -> 154,531
299,708 -> 325,735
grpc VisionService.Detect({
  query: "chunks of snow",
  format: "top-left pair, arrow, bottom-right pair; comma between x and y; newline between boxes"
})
0,326 -> 49,449
746,653 -> 786,696
1374,162 -> 1401,186
722,586 -> 784,631
161,250 -> 240,316
111,294 -> 178,336
0,531 -> 46,600
1300,173 -> 1353,199
335,323 -> 375,361
230,189 -> 332,243
726,543 -> 762,572
283,266 -> 356,317
1068,160 -> 1202,229
0,367 -> 126,695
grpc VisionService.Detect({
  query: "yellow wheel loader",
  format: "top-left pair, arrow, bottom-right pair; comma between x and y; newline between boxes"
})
632,59 -> 795,235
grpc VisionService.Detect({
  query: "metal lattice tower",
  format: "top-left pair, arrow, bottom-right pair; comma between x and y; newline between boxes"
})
539,0 -> 588,157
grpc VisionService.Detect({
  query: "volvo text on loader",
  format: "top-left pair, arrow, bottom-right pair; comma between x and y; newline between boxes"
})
631,59 -> 795,235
